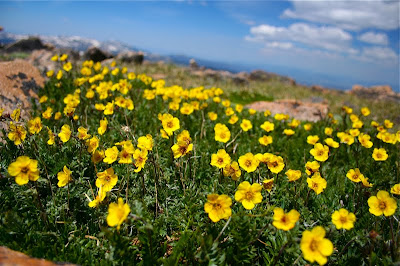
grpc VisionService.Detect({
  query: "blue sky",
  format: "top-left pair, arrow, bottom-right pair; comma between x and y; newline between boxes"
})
1,0 -> 399,91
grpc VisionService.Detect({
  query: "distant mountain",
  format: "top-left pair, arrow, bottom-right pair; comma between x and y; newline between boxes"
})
0,32 -> 136,55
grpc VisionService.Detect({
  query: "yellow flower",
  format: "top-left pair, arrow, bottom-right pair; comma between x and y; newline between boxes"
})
77,127 -> 91,140
0,107 -> 3,117
235,104 -> 243,113
248,108 -> 256,115
98,118 -> 108,135
8,122 -> 27,145
305,161 -> 320,176
384,119 -> 393,129
63,62 -> 72,72
307,135 -> 320,145
133,149 -> 148,172
324,138 -> 339,148
361,107 -> 370,116
267,155 -> 285,174
360,175 -> 373,188
272,207 -> 300,231
56,70 -> 63,80
300,226 -> 333,265
234,181 -> 263,210
58,124 -> 71,143
262,178 -> 274,192
310,143 -> 329,162
211,149 -> 231,169
104,101 -> 114,115
274,113 -> 289,121
161,114 -> 180,136
331,209 -> 356,230
160,129 -> 169,139
240,119 -> 252,131
214,123 -> 231,143
92,150 -> 105,164
225,107 -> 234,116
204,194 -> 232,222
288,119 -> 300,128
39,95 -> 48,103
54,112 -> 62,120
324,127 -> 333,136
42,107 -> 53,119
51,54 -> 58,61
59,54 -> 68,61
86,136 -> 99,154
107,198 -> 130,230
286,169 -> 301,182
307,172 -> 327,195
352,120 -> 363,129
228,115 -> 239,124
96,167 -> 118,192
259,135 -> 273,146
346,168 -> 363,183
238,153 -> 259,173
372,148 -> 388,161
349,129 -> 360,137
283,129 -> 295,136
47,128 -> 55,145
11,108 -> 20,121
304,123 -> 312,131
8,156 -> 40,185
171,141 -> 193,159
260,121 -> 274,132
223,162 -> 241,181
103,146 -> 119,164
57,166 -> 72,187
357,133 -> 373,148
180,102 -> 194,115
118,148 -> 133,164
264,109 -> 271,117
222,99 -> 230,107
137,134 -> 154,151
337,133 -> 354,145
208,112 -> 217,121
368,190 -> 397,216
88,186 -> 106,208
391,184 -> 400,195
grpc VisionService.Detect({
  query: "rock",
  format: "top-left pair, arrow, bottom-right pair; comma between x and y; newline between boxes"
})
248,69 -> 295,85
189,58 -> 198,69
0,246 -> 75,266
4,37 -> 47,53
246,99 -> 329,122
116,51 -> 144,65
0,59 -> 44,119
349,84 -> 400,102
84,46 -> 112,62
27,49 -> 57,73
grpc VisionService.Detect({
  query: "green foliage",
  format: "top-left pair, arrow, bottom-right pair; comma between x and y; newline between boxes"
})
0,58 -> 399,265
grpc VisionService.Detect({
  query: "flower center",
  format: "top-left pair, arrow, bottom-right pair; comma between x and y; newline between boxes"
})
213,203 -> 222,210
309,239 -> 318,252
379,201 -> 386,210
220,133 -> 226,139
21,167 -> 29,174
245,191 -> 254,200
217,157 -> 224,164
167,121 -> 173,128
340,216 -> 347,223
245,160 -> 252,167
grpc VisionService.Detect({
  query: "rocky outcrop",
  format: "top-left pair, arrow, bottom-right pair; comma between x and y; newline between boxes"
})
116,51 -> 144,65
248,70 -> 296,85
246,99 -> 328,122
84,46 -> 112,62
189,58 -> 198,69
0,246 -> 75,266
348,84 -> 400,102
0,60 -> 43,119
4,37 -> 47,53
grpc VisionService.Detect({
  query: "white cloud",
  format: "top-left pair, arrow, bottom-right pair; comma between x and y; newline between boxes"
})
360,46 -> 398,61
246,22 -> 352,53
282,0 -> 400,31
265,42 -> 293,49
358,32 -> 389,45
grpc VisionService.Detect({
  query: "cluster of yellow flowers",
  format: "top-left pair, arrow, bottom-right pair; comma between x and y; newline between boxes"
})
2,57 -> 399,265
